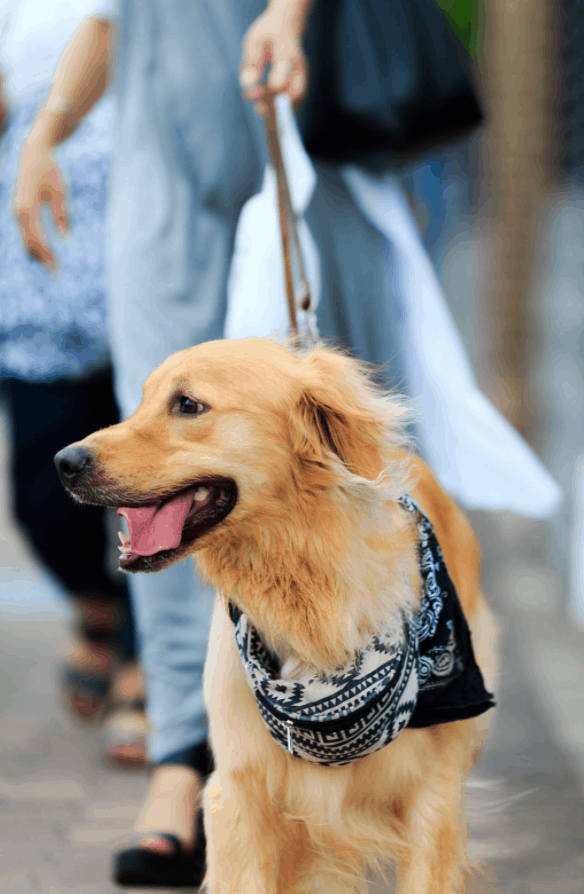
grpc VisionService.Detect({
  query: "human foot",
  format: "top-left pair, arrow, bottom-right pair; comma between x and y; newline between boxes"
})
102,662 -> 148,769
134,764 -> 204,855
62,601 -> 117,721
62,592 -> 134,720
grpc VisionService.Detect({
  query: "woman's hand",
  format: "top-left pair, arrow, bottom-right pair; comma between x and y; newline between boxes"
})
14,124 -> 69,268
240,0 -> 314,114
12,16 -> 113,268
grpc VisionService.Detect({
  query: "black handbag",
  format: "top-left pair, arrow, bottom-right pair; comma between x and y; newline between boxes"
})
297,0 -> 484,167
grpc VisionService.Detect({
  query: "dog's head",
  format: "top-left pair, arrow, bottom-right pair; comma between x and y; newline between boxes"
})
55,338 -> 411,579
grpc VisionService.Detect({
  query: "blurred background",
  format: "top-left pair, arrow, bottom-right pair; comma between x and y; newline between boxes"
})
1,0 -> 584,892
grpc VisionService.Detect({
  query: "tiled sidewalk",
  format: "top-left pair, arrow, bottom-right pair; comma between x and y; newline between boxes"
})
1,563 -> 584,894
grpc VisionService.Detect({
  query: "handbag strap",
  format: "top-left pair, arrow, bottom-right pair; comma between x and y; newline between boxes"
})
263,93 -> 314,342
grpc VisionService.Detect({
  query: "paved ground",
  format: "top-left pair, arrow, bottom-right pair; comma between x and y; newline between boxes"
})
3,498 -> 584,894
1,190 -> 584,892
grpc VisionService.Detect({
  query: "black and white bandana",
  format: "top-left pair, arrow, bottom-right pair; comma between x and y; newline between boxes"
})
228,495 -> 495,766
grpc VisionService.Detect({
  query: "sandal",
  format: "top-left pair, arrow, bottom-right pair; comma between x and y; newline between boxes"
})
102,662 -> 149,770
102,706 -> 149,769
61,628 -> 115,723
61,663 -> 111,721
113,808 -> 206,888
61,593 -> 136,724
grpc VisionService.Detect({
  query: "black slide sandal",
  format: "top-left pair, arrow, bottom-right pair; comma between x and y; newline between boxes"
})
113,810 -> 206,888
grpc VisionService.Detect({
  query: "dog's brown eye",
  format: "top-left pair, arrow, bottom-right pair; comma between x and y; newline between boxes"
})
176,396 -> 206,416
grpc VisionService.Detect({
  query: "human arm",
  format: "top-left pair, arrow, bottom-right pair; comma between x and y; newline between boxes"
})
240,0 -> 316,113
14,15 -> 114,266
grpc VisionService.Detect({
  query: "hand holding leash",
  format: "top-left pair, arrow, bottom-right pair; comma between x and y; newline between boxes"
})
239,0 -> 315,114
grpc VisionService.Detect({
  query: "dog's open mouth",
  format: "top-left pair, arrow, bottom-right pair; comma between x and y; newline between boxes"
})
116,479 -> 237,572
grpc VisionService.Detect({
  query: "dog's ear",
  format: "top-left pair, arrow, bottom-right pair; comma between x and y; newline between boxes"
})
289,349 -> 408,480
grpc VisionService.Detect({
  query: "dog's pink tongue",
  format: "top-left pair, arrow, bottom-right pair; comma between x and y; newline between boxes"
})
118,496 -> 192,557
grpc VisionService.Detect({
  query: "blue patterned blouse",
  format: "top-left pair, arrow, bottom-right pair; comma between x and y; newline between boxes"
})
0,88 -> 113,381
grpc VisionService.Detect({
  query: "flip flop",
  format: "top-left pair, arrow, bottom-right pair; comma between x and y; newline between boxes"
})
102,705 -> 149,770
61,663 -> 111,722
61,594 -> 125,722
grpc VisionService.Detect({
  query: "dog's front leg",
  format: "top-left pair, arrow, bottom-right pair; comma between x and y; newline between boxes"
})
203,769 -> 284,894
394,726 -> 472,894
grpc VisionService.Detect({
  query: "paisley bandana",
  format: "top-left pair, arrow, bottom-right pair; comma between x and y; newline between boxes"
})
228,495 -> 495,766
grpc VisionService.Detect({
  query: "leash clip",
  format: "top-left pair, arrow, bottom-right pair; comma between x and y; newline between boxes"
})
284,719 -> 294,756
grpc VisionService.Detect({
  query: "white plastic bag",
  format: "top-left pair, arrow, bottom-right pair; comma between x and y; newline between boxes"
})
341,165 -> 562,518
224,94 -> 320,341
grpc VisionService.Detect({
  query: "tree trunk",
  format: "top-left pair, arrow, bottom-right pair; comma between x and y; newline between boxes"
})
482,0 -> 562,437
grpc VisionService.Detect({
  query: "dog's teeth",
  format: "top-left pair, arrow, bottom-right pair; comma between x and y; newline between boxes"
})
193,487 -> 210,503
118,531 -> 130,545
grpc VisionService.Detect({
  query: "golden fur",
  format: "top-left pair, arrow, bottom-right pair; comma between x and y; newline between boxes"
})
66,338 -> 499,893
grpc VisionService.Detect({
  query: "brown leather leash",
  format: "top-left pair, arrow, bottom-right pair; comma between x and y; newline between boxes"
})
263,93 -> 314,343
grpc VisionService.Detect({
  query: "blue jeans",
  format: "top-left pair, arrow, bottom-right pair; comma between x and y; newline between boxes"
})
125,560 -> 214,764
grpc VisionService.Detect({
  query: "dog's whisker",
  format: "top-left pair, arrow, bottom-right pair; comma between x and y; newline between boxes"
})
467,786 -> 540,816
466,778 -> 503,790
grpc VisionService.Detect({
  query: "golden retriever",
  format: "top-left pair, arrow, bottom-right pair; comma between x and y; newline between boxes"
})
56,337 -> 498,894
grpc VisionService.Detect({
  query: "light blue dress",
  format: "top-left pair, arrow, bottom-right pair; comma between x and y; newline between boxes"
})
106,0 -> 267,762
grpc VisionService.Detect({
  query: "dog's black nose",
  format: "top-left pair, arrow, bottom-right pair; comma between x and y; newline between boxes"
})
54,445 -> 92,481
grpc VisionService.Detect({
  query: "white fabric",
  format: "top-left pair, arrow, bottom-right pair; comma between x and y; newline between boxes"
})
224,93 -> 320,342
225,96 -> 562,519
341,165 -> 563,518
0,0 -> 117,105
